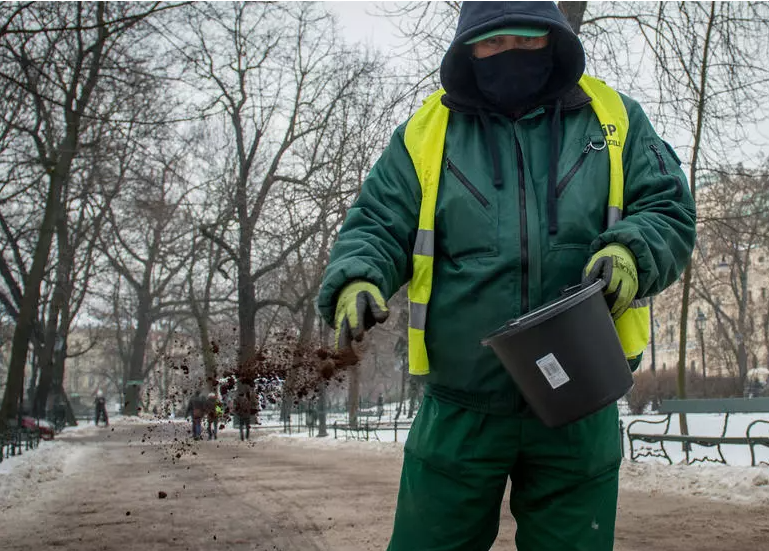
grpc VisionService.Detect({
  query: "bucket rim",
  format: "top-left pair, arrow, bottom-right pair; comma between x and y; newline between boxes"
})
481,280 -> 606,346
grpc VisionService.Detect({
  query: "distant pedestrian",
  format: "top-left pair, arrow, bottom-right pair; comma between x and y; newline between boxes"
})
185,390 -> 205,440
205,392 -> 222,440
94,390 -> 109,427
233,389 -> 254,441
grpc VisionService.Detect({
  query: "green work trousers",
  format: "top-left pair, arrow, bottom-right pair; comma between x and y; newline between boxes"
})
387,395 -> 621,551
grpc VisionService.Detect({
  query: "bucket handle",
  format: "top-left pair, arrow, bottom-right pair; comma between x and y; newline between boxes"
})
560,279 -> 606,297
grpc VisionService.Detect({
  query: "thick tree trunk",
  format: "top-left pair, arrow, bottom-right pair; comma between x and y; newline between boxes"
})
195,314 -> 216,387
124,299 -> 151,416
34,297 -> 61,417
48,211 -> 75,416
558,1 -> 588,34
237,220 -> 256,366
34,224 -> 73,417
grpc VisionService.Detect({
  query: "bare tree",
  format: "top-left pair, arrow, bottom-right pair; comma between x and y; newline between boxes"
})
0,2 -> 184,422
693,167 -> 769,385
161,3 -> 381,368
99,144 -> 194,415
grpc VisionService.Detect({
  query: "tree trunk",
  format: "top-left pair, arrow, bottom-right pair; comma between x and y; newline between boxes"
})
348,365 -> 360,429
558,1 -> 588,34
737,340 -> 749,386
34,297 -> 61,417
196,314 -> 217,387
316,319 -> 329,437
124,298 -> 152,416
676,1 -> 716,442
407,378 -> 419,419
237,227 -> 256,367
34,218 -> 73,416
281,301 -> 315,426
59,386 -> 77,426
395,361 -> 407,421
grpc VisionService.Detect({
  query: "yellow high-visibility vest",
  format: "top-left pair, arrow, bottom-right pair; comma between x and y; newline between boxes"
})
403,75 -> 650,376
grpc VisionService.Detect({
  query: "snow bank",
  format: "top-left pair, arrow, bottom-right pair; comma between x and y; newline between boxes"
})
263,430 -> 404,457
620,460 -> 769,505
0,434 -> 89,509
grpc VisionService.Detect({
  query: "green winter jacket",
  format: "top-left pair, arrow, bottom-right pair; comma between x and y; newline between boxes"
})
318,10 -> 696,416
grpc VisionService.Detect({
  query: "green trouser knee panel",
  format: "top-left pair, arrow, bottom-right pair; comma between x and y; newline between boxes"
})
387,395 -> 621,551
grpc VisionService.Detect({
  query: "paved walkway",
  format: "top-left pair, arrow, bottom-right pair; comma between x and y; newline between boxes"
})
1,422 -> 768,550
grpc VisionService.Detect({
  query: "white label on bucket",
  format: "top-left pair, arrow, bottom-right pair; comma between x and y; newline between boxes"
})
536,353 -> 570,389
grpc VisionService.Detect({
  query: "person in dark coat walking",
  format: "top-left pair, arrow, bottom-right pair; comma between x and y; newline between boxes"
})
233,388 -> 254,441
205,392 -> 222,440
186,390 -> 205,440
94,390 -> 109,426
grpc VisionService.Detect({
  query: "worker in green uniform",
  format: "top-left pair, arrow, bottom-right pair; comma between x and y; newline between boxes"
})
317,2 -> 696,550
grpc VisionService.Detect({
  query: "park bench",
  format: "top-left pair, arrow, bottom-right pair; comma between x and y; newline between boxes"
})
332,419 -> 381,441
627,397 -> 769,466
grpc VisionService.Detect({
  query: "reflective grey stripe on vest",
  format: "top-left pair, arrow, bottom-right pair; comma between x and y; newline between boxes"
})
414,229 -> 434,257
608,206 -> 622,227
631,298 -> 649,308
409,301 -> 427,330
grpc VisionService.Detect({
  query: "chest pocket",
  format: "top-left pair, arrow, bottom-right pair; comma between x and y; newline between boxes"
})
550,135 -> 611,250
435,157 -> 499,260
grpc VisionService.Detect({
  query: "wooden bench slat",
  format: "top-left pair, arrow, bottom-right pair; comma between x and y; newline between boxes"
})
659,397 -> 769,414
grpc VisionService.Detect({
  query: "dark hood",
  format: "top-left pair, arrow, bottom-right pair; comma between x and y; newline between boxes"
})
440,1 -> 586,112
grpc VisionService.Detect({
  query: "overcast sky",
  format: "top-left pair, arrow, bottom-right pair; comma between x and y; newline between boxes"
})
328,1 -> 403,51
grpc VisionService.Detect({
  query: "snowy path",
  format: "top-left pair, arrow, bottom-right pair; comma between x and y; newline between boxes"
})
0,421 -> 768,550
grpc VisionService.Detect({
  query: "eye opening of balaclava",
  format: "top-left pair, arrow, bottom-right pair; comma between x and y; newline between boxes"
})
469,39 -> 555,116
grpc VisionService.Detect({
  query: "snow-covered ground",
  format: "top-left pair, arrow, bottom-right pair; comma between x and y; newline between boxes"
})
0,424 -> 91,510
621,459 -> 769,505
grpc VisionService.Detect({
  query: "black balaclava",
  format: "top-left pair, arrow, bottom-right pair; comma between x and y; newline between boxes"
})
440,2 -> 585,114
471,42 -> 554,115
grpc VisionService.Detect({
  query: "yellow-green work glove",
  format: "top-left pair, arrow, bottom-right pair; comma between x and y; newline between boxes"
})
582,243 -> 639,320
334,281 -> 389,350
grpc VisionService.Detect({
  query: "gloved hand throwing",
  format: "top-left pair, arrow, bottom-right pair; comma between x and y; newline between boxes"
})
582,243 -> 638,320
334,281 -> 389,349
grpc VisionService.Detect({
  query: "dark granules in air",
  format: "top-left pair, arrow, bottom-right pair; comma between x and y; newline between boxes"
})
132,330 -> 360,465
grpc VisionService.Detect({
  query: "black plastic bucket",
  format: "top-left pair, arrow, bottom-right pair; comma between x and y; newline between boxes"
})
482,281 -> 633,428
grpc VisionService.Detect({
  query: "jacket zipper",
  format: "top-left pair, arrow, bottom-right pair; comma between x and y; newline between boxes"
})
515,137 -> 529,314
446,158 -> 490,208
556,139 -> 604,198
649,143 -> 684,199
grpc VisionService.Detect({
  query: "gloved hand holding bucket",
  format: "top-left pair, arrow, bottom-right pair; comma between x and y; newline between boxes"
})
482,244 -> 638,428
